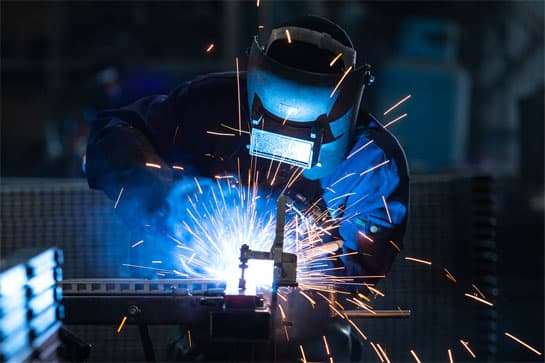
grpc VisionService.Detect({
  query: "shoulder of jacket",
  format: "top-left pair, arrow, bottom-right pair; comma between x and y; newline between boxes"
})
355,112 -> 410,179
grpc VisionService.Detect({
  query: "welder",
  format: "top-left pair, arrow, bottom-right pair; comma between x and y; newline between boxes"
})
86,15 -> 409,361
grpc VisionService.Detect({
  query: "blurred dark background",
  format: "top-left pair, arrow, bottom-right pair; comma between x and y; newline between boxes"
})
1,1 -> 543,361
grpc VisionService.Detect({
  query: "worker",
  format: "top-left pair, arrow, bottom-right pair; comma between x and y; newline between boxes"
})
85,15 -> 409,361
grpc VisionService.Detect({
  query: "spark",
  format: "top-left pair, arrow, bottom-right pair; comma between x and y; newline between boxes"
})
285,167 -> 305,190
187,253 -> 196,264
172,165 -> 184,171
328,303 -> 345,319
346,140 -> 374,160
389,240 -> 401,252
258,25 -> 265,30
383,94 -> 411,115
370,342 -> 384,363
284,326 -> 289,341
347,318 -> 367,340
167,177 -> 282,287
448,349 -> 454,363
193,177 -> 203,194
323,336 -> 331,355
504,332 -> 542,355
281,108 -> 295,126
206,43 -> 214,53
360,159 -> 390,176
460,340 -> 476,358
236,57 -> 242,136
308,197 -> 323,211
328,192 -> 356,204
328,250 -> 358,259
151,260 -> 162,264
329,357 -> 334,363
383,113 -> 408,128
444,268 -> 457,283
278,304 -> 287,320
256,0 -> 260,7
405,256 -> 432,265
131,240 -> 144,248
145,162 -> 161,169
471,283 -> 486,299
172,125 -> 180,144
334,300 -> 345,310
329,52 -> 343,67
464,293 -> 493,307
299,345 -> 307,363
358,231 -> 374,242
173,270 -> 189,277
365,284 -> 385,297
382,195 -> 392,223
187,330 -> 192,348
357,292 -> 371,302
220,123 -> 250,134
359,301 -> 376,314
116,316 -> 127,333
285,29 -> 292,44
157,160 -> 369,295
114,187 -> 124,209
330,173 -> 355,187
346,193 -> 369,211
330,66 -> 353,98
206,130 -> 235,137
299,290 -> 316,307
121,263 -> 173,274
376,344 -> 391,363
214,175 -> 235,180
346,297 -> 375,314
277,292 -> 288,302
270,158 -> 284,186
169,235 -> 194,251
410,350 -> 422,363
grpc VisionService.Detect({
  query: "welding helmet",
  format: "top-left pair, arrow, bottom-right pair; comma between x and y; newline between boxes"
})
247,16 -> 374,179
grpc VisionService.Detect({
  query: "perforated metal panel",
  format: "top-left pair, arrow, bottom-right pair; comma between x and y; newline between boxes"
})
1,179 -> 130,278
357,174 -> 497,361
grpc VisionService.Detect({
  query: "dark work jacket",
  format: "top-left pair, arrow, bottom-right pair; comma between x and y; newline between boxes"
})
86,71 -> 410,283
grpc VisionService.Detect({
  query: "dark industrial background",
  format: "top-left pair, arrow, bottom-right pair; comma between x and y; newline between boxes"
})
1,1 -> 543,361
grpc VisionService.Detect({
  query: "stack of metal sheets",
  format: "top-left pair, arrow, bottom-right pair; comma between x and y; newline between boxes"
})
0,248 -> 63,363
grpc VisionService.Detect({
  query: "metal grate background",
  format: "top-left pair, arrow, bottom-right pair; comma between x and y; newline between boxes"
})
0,176 -> 497,361
1,178 -> 131,278
358,175 -> 497,362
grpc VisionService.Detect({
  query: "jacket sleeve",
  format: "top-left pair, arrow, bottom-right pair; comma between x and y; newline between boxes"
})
322,134 -> 409,285
85,83 -> 189,228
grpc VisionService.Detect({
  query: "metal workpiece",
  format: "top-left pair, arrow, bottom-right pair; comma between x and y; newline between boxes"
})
60,279 -> 226,325
60,278 -> 226,295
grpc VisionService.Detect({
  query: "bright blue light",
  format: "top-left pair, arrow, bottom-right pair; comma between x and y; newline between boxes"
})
166,178 -> 295,289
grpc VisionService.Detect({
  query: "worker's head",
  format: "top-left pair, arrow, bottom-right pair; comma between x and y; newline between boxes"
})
247,16 -> 373,179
